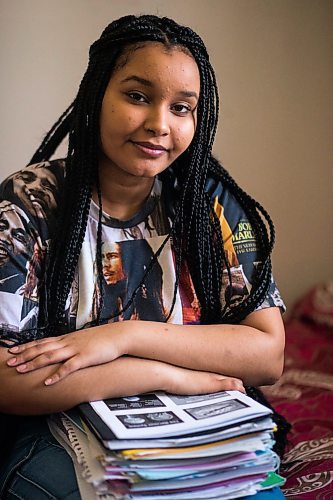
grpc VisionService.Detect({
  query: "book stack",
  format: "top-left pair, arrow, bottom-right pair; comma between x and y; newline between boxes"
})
49,390 -> 285,499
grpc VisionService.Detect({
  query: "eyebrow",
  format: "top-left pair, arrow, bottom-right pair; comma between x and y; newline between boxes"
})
120,75 -> 199,100
18,171 -> 36,183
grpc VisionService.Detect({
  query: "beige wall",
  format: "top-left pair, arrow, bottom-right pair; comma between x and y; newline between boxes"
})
0,0 -> 332,307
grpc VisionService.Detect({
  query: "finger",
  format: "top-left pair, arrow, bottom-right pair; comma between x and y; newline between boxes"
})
216,376 -> 245,393
13,347 -> 73,373
7,340 -> 66,366
8,336 -> 63,354
45,357 -> 82,385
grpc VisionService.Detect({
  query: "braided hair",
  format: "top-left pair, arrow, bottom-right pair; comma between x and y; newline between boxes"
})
30,14 -> 274,332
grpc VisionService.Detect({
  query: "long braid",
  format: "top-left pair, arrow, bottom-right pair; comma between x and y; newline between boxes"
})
208,157 -> 276,322
29,102 -> 75,165
170,47 -> 222,323
43,54 -> 120,330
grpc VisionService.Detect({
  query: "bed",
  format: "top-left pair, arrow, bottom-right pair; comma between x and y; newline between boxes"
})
262,282 -> 333,498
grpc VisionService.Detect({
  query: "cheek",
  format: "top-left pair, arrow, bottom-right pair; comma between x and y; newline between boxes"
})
175,122 -> 196,152
100,110 -> 136,145
100,104 -> 117,136
14,240 -> 25,254
0,231 -> 9,243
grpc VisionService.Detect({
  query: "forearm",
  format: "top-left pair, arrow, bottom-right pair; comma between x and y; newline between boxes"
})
1,348 -> 245,415
2,309 -> 284,400
124,309 -> 285,386
0,352 -> 169,415
128,324 -> 280,386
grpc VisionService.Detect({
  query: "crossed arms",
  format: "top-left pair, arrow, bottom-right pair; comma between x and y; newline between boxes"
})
0,307 -> 284,415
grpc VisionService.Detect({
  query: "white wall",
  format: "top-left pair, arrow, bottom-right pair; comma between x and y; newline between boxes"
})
1,0 -> 332,307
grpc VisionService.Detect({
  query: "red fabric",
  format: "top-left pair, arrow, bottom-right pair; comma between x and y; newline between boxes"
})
262,284 -> 333,498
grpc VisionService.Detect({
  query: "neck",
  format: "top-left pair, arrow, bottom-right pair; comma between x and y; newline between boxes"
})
94,158 -> 155,220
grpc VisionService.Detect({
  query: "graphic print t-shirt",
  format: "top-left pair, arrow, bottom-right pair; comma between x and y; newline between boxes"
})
0,160 -> 285,346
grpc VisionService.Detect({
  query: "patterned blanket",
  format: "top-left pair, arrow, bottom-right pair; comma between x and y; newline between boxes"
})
263,282 -> 333,498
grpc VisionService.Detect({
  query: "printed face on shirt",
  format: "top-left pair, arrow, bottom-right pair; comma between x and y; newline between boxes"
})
0,202 -> 33,267
11,164 -> 58,218
102,242 -> 126,285
99,42 -> 200,179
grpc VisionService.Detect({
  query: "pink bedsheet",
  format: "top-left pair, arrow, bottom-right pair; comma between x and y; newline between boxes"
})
263,284 -> 333,498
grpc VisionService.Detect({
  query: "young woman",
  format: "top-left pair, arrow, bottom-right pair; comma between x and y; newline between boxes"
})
0,14 -> 288,499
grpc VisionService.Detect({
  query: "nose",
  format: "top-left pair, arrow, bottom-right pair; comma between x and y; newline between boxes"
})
103,261 -> 111,271
144,105 -> 170,136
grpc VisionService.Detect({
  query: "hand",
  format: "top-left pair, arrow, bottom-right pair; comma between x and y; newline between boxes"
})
7,324 -> 128,385
165,365 -> 245,395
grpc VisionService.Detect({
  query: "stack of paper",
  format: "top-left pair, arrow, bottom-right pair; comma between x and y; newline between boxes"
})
49,391 -> 285,499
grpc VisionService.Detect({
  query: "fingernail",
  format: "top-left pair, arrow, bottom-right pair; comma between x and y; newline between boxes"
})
7,358 -> 17,365
9,346 -> 19,352
45,378 -> 53,386
17,364 -> 27,372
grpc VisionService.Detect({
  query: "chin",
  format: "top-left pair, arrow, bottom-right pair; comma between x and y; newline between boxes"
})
122,156 -> 171,177
127,165 -> 169,178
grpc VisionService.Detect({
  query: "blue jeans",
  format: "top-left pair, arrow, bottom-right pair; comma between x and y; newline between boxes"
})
0,416 -> 80,500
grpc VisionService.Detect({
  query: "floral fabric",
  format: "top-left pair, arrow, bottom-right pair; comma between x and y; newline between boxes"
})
262,284 -> 333,498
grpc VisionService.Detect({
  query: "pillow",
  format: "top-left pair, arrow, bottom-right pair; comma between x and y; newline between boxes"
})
292,282 -> 333,328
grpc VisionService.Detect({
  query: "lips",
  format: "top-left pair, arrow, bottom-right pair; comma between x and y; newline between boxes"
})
133,141 -> 167,151
131,141 -> 168,157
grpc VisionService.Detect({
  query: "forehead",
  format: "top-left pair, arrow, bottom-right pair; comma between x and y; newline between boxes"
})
102,242 -> 121,254
110,42 -> 200,92
0,207 -> 24,228
15,165 -> 53,182
30,165 -> 55,180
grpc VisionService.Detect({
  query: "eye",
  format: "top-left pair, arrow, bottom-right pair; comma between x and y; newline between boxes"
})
16,234 -> 25,243
171,103 -> 193,116
14,231 -> 28,245
127,91 -> 147,103
19,172 -> 36,183
41,179 -> 55,192
110,252 -> 120,260
0,218 -> 8,231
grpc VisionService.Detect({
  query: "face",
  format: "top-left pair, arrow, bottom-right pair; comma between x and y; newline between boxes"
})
0,203 -> 33,267
102,242 -> 125,285
12,164 -> 57,216
99,43 -> 200,179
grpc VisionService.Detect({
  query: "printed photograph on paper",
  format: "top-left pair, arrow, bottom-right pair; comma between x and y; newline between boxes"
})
116,411 -> 183,429
185,399 -> 248,421
167,392 -> 229,406
105,394 -> 165,411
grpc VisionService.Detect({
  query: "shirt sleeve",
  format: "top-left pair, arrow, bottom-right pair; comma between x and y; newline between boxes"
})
207,177 -> 286,314
0,200 -> 45,346
0,161 -> 63,346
